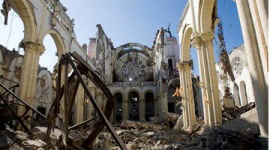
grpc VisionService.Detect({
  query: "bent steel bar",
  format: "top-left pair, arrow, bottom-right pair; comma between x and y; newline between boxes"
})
0,94 -> 31,134
45,52 -> 127,150
0,83 -> 47,119
69,52 -> 127,150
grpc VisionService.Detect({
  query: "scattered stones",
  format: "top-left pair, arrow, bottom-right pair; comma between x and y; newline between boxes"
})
1,120 -> 262,150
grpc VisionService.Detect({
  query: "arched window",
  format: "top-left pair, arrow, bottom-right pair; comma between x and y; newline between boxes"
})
114,93 -> 122,122
128,91 -> 139,121
168,58 -> 173,75
233,84 -> 241,106
240,81 -> 248,105
145,92 -> 154,121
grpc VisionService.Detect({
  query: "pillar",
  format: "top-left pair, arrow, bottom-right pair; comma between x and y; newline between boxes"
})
122,99 -> 128,121
192,36 -> 210,128
235,0 -> 268,137
255,0 -> 268,45
139,98 -> 145,121
185,62 -> 197,128
75,85 -> 84,124
18,42 -> 45,116
102,94 -> 107,111
248,0 -> 268,87
192,35 -> 216,128
88,82 -> 96,119
178,63 -> 188,128
95,89 -> 103,109
201,33 -> 222,125
179,61 -> 196,130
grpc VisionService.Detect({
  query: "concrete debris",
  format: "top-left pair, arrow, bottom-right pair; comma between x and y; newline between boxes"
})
93,120 -> 199,150
1,118 -> 264,150
208,126 -> 259,150
89,120 -> 263,150
22,139 -> 46,150
3,126 -> 60,150
173,115 -> 183,130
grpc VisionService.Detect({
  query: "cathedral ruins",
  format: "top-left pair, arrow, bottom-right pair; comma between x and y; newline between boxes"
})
0,0 -> 268,149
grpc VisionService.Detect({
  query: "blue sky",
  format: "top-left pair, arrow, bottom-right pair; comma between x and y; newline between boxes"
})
0,0 -> 243,74
61,0 -> 186,47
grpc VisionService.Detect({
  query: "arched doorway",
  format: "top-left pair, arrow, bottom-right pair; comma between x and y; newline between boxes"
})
40,35 -> 58,72
128,91 -> 139,121
168,58 -> 173,75
240,81 -> 248,105
114,93 -> 122,122
145,92 -> 154,121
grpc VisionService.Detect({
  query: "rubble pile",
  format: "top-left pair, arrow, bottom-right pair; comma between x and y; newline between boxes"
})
92,120 -> 205,150
2,126 -> 61,150
1,120 -> 263,150
208,126 -> 258,150
92,120 -> 262,150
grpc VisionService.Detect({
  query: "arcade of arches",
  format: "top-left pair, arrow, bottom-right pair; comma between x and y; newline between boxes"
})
0,0 -> 268,143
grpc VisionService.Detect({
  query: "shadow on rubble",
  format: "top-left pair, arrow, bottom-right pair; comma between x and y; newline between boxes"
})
199,118 -> 268,150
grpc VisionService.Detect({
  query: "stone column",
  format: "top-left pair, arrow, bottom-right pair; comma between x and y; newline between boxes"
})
255,0 -> 268,45
235,0 -> 268,137
88,83 -> 96,119
185,62 -> 197,129
249,0 -> 268,87
201,38 -> 215,128
122,99 -> 128,121
192,36 -> 210,128
75,85 -> 84,124
183,64 -> 191,128
139,98 -> 145,121
178,62 -> 188,128
201,33 -> 222,125
18,42 -> 45,116
95,89 -> 103,109
102,94 -> 107,111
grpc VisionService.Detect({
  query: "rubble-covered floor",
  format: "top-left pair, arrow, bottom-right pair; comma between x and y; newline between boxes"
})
2,119 -> 267,150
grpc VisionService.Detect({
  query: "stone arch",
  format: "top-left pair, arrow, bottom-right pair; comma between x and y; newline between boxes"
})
240,81 -> 248,105
168,58 -> 173,73
125,88 -> 141,100
112,90 -> 124,97
180,26 -> 193,61
144,92 -> 155,121
142,89 -> 156,99
167,78 -> 181,114
128,91 -> 140,121
118,43 -> 150,51
200,0 -> 216,33
10,0 -> 37,42
34,69 -> 53,117
41,29 -> 66,56
112,43 -> 152,63
113,92 -> 123,122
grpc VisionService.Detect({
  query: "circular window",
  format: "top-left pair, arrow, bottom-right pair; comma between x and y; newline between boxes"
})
231,57 -> 243,77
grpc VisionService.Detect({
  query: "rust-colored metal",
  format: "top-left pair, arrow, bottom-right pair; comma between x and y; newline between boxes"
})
0,83 -> 48,133
44,52 -> 127,150
0,52 -> 127,150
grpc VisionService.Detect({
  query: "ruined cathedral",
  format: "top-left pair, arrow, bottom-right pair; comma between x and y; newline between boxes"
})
0,0 -> 268,149
87,25 -> 197,122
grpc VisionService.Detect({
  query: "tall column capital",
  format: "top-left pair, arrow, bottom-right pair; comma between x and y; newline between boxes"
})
191,36 -> 202,49
178,60 -> 192,71
23,42 -> 45,55
200,32 -> 214,42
